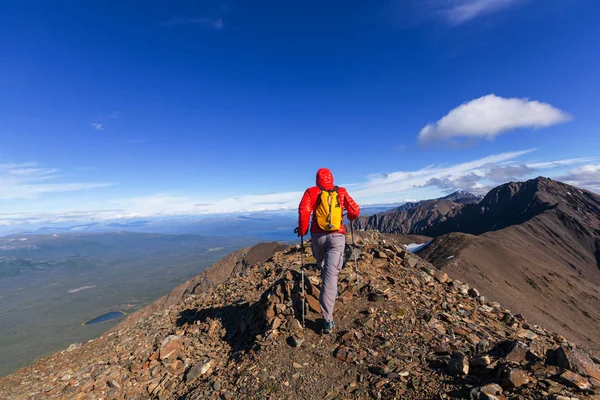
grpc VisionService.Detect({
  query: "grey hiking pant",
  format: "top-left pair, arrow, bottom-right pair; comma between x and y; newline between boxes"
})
311,232 -> 345,323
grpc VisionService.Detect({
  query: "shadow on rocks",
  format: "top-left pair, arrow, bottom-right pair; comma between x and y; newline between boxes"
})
176,300 -> 267,355
175,267 -> 320,357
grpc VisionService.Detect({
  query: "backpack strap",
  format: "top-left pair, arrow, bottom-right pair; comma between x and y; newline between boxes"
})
318,185 -> 338,193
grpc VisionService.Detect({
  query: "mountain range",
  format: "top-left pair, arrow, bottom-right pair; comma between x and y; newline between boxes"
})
351,190 -> 483,235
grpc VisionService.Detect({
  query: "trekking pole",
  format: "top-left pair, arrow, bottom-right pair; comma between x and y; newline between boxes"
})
350,220 -> 359,289
300,234 -> 306,329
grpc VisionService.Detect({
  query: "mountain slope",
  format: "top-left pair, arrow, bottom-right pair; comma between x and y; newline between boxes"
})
2,232 -> 600,399
113,241 -> 290,331
0,232 -> 258,378
351,190 -> 482,235
418,177 -> 600,353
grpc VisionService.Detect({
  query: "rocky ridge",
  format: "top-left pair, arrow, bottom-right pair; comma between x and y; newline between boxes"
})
1,232 -> 600,399
351,191 -> 482,236
418,177 -> 600,354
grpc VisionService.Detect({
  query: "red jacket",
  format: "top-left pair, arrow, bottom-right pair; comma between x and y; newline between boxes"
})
298,168 -> 360,236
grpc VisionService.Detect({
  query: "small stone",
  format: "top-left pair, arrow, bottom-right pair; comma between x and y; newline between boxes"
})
107,380 -> 121,389
293,363 -> 303,369
479,383 -> 503,395
369,365 -> 390,376
290,335 -> 304,348
468,288 -> 480,298
335,345 -> 350,362
558,370 -> 591,391
212,380 -> 221,391
448,353 -> 469,376
305,294 -> 321,313
470,355 -> 492,367
186,360 -> 212,382
505,344 -> 528,364
480,305 -> 494,313
342,330 -> 356,343
287,318 -> 303,333
159,335 -> 181,360
147,379 -> 161,394
404,255 -> 419,268
265,307 -> 276,320
269,317 -> 282,331
433,346 -> 451,355
434,270 -> 448,284
470,383 -> 503,399
514,329 -> 538,340
498,366 -> 530,389
275,303 -> 286,314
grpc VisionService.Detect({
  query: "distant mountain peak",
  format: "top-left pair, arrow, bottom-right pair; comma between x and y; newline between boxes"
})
425,177 -> 600,238
442,191 -> 484,204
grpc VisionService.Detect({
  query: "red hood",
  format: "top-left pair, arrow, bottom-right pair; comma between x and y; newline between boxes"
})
316,168 -> 334,190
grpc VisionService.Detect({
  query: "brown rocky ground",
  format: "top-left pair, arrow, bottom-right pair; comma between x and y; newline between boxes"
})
419,178 -> 600,355
1,232 -> 600,400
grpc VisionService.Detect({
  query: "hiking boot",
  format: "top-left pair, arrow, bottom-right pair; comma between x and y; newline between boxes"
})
323,320 -> 334,334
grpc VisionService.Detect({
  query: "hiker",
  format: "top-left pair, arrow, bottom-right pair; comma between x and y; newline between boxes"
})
297,168 -> 360,334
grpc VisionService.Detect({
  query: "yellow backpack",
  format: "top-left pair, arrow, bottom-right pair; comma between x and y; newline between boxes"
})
314,185 -> 343,231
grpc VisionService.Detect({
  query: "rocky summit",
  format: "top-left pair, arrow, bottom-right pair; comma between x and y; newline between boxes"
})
2,232 -> 600,400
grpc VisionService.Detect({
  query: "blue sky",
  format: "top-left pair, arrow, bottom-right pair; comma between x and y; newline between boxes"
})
1,0 -> 599,227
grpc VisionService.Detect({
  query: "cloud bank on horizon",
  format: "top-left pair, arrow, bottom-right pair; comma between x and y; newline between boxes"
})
1,150 -> 599,229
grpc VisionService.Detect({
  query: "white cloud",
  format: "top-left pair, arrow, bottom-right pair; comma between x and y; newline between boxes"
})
421,156 -> 600,195
527,157 -> 600,169
418,94 -> 571,145
91,121 -> 104,131
559,165 -> 600,193
354,149 -> 537,200
0,162 -> 112,200
441,0 -> 530,25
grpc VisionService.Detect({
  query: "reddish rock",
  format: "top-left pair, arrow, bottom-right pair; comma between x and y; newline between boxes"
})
558,370 -> 591,391
335,346 -> 350,362
158,335 -> 181,361
434,270 -> 448,284
305,294 -> 321,313
498,366 -> 530,389
551,347 -> 600,382
505,344 -> 528,364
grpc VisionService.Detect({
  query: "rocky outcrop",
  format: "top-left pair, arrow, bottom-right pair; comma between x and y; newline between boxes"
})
2,232 -> 599,399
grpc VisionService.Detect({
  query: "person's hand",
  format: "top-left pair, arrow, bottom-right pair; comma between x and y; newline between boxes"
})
294,227 -> 306,237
